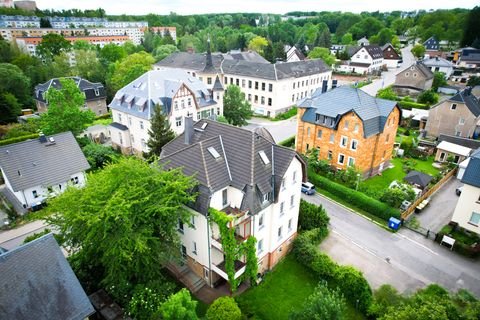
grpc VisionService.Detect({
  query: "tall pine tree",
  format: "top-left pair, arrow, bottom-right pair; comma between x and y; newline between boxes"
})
147,104 -> 175,158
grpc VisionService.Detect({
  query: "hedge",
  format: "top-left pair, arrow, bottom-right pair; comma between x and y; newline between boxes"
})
0,133 -> 39,146
397,100 -> 429,110
278,135 -> 296,148
273,107 -> 297,121
299,199 -> 329,231
308,170 -> 400,221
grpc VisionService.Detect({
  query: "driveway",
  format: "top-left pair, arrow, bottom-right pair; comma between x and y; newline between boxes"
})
415,177 -> 463,232
244,117 -> 297,143
302,192 -> 480,296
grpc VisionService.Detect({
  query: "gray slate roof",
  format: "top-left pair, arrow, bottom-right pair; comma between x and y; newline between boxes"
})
422,57 -> 454,68
438,134 -> 480,150
155,52 -> 330,81
34,77 -> 106,103
404,170 -> 433,188
299,86 -> 399,138
415,62 -> 434,79
449,88 -> 480,117
108,69 -> 217,120
0,132 -> 90,191
460,49 -> 480,62
351,45 -> 383,59
0,233 -> 94,320
160,120 -> 305,215
461,148 -> 480,188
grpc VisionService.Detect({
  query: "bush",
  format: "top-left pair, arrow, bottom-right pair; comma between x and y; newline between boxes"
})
368,285 -> 404,318
299,200 -> 329,231
159,288 -> 198,320
23,228 -> 52,244
82,143 -> 117,170
207,296 -> 242,320
278,135 -> 296,148
335,266 -> 373,313
273,107 -> 297,121
308,170 -> 400,220
0,133 -> 38,146
397,100 -> 429,110
417,90 -> 439,105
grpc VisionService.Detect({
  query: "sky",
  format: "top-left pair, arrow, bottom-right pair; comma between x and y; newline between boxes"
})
35,0 -> 478,16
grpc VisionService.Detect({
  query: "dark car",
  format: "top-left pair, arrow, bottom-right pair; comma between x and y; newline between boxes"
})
456,186 -> 463,196
301,182 -> 315,195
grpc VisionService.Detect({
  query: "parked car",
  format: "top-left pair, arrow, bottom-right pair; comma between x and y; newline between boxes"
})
456,186 -> 463,196
301,182 -> 315,195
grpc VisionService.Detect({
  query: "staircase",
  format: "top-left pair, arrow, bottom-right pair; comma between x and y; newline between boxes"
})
167,262 -> 206,293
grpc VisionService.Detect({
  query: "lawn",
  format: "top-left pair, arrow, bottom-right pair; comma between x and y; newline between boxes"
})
236,255 -> 366,320
361,156 -> 440,193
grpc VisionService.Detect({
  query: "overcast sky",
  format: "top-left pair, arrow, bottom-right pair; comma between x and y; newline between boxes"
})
35,0 -> 477,16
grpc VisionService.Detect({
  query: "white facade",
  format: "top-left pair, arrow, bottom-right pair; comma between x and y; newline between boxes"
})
350,47 -> 384,73
0,15 -> 39,28
384,59 -> 399,69
452,183 -> 480,236
1,168 -> 86,209
177,156 -> 303,286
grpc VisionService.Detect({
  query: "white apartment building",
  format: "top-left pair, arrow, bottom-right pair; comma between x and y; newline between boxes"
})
0,15 -> 39,28
154,45 -> 332,117
46,16 -> 148,29
108,69 -> 224,155
160,119 -> 306,288
337,45 -> 384,74
0,132 -> 90,213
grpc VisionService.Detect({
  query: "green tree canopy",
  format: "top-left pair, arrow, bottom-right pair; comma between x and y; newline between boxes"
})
0,92 -> 21,124
47,158 -> 197,295
307,47 -> 336,66
206,296 -> 242,320
107,51 -> 154,94
223,85 -> 252,126
411,44 -> 426,59
40,78 -> 95,136
248,36 -> 269,54
147,104 -> 175,158
417,90 -> 439,105
432,72 -> 447,91
73,49 -> 106,83
36,33 -> 71,60
153,44 -> 179,62
0,63 -> 31,106
341,33 -> 353,45
99,43 -> 127,65
159,289 -> 198,320
82,143 -> 117,170
376,86 -> 398,101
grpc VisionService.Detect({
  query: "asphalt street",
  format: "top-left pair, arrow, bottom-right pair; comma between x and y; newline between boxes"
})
302,192 -> 480,296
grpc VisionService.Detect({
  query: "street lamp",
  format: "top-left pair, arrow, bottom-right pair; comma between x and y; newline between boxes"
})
356,173 -> 361,191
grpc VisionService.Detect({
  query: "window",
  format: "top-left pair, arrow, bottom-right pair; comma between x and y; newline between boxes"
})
280,202 -> 284,215
317,129 -> 323,138
306,143 -> 309,150
258,239 -> 263,253
261,96 -> 265,105
307,127 -> 311,137
288,219 -> 292,231
455,130 -> 461,137
263,193 -> 270,202
351,139 -> 358,150
175,117 -> 182,127
224,77 -> 228,84
259,150 -> 270,164
293,171 -> 297,183
340,136 -> 348,147
222,189 -> 228,207
268,98 -> 272,106
230,78 -> 233,85
282,178 -> 286,189
207,77 -> 212,84
269,83 -> 273,92
469,212 -> 480,226
118,113 -> 122,123
128,117 -> 132,126
191,215 -> 195,228
413,73 -> 417,78
259,214 -> 264,229
236,78 -> 239,86
32,190 -> 38,198
348,157 -> 355,167
181,100 -> 185,109
254,95 -> 258,103
192,241 -> 197,255
451,104 -> 457,110
188,98 -> 192,106
70,176 -> 79,185
338,154 -> 345,164
242,79 -> 245,88
207,147 -> 221,159
329,133 -> 335,143
290,195 -> 295,207
292,94 -> 295,102
140,121 -> 144,129
248,94 -> 252,101
293,82 -> 296,89
354,123 -> 359,133
261,82 -> 265,91
178,219 -> 184,233
344,120 -> 349,130
181,245 -> 187,259
327,150 -> 333,160
248,80 -> 252,88
459,117 -> 465,125
119,132 -> 123,145
255,81 -> 259,90
278,226 -> 283,240
141,139 -> 146,150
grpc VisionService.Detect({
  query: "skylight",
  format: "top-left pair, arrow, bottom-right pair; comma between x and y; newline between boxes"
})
259,150 -> 270,165
207,147 -> 220,159
201,122 -> 208,130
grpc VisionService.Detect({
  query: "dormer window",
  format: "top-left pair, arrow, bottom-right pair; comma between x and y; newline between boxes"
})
207,147 -> 220,159
94,88 -> 100,96
263,193 -> 270,203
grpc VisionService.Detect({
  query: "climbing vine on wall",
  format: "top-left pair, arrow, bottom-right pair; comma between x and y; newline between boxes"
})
209,208 -> 257,292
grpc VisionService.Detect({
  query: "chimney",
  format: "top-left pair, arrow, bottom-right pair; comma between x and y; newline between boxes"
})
184,116 -> 194,145
321,80 -> 328,93
332,79 -> 338,89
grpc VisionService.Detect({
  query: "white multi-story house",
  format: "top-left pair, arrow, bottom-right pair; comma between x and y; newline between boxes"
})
160,119 -> 306,288
0,15 -> 39,28
336,45 -> 384,74
108,69 -> 224,155
0,132 -> 90,214
451,148 -> 480,236
46,16 -> 148,29
423,57 -> 454,78
155,42 -> 332,117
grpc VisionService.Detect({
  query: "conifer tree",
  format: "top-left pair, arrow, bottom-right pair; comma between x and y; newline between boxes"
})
147,104 -> 175,158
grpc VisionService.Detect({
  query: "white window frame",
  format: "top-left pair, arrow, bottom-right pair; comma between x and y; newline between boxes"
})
258,239 -> 263,253
259,214 -> 264,229
278,226 -> 283,240
459,117 -> 465,125
340,136 -> 348,148
350,139 -> 358,151
348,157 -> 355,167
288,218 -> 293,232
280,202 -> 285,215
338,154 -> 345,165
469,212 -> 480,226
290,195 -> 295,208
192,241 -> 197,255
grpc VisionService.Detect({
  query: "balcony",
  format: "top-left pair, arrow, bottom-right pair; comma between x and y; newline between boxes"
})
211,259 -> 246,281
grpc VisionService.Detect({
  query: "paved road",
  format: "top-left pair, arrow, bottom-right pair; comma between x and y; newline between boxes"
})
302,192 -> 480,296
0,220 -> 49,250
415,177 -> 463,232
244,116 -> 297,143
360,45 -> 415,96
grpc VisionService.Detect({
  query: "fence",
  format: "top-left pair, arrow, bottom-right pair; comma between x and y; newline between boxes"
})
401,168 -> 457,221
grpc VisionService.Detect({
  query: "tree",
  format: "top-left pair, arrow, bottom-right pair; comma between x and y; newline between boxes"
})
247,36 -> 268,54
99,43 -> 127,65
299,200 -> 329,231
432,72 -> 447,91
380,188 -> 408,208
11,54 -> 49,90
0,38 -> 13,63
152,44 -> 178,62
411,44 -> 426,59
47,158 -> 197,300
368,285 -> 404,319
315,28 -> 332,48
39,17 -> 52,28
307,47 -> 336,66
341,33 -> 353,45
82,143 -> 117,170
206,296 -> 242,320
417,90 -> 439,105
40,78 -> 95,136
467,76 -> 480,87
107,51 -> 154,94
36,33 -> 71,60
50,52 -> 72,78
73,49 -> 105,83
223,85 -> 252,126
376,86 -> 397,101
461,6 -> 480,47
159,289 -> 198,320
147,104 -> 175,158
0,92 -> 21,124
0,63 -> 31,106
289,282 -> 347,320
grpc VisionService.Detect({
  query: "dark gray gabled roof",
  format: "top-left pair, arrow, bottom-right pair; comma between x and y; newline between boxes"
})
415,62 -> 434,79
0,233 -> 94,320
34,77 -> 106,103
438,134 -> 480,150
449,88 -> 480,117
225,50 -> 270,64
155,52 -> 224,72
461,148 -> 480,188
299,86 -> 399,138
160,120 -> 305,216
0,132 -> 90,192
351,45 -> 383,59
460,49 -> 480,62
212,75 -> 224,91
404,170 -> 433,188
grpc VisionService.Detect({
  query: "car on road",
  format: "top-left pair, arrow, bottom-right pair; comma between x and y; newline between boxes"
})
456,186 -> 463,196
301,182 -> 315,195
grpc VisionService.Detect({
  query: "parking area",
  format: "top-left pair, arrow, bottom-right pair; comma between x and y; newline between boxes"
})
414,177 -> 463,233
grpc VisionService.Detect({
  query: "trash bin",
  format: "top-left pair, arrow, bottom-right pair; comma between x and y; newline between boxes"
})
388,217 -> 401,231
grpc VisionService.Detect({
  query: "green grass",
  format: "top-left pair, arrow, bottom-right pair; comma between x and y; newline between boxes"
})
91,118 -> 113,126
236,255 -> 366,320
441,225 -> 480,246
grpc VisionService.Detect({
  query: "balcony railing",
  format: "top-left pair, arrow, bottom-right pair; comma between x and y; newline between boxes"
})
211,259 -> 246,281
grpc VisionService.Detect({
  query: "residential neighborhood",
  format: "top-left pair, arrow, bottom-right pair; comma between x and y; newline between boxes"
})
0,1 -> 480,320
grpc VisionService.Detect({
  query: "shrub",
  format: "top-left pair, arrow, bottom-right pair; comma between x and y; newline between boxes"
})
417,90 -> 439,105
334,266 -> 373,313
278,135 -> 296,148
368,285 -> 404,318
0,133 -> 38,146
299,200 -> 329,231
23,228 -> 52,244
159,288 -> 198,320
396,100 -> 429,110
82,143 -> 117,170
308,170 -> 400,220
207,296 -> 242,320
274,107 -> 297,121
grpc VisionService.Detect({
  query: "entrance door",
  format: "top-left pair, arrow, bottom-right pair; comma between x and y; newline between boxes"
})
439,152 -> 446,162
454,155 -> 460,163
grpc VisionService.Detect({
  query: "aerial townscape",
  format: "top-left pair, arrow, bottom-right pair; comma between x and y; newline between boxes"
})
1,0 -> 480,319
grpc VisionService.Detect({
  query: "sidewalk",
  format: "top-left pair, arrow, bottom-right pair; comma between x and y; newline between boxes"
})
0,220 -> 48,245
